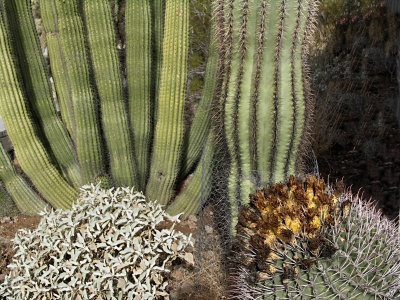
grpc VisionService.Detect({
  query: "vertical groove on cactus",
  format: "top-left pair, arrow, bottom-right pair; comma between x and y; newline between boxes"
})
0,142 -> 48,215
249,0 -> 267,178
295,0 -> 317,174
167,134 -> 215,217
7,0 -> 81,187
146,0 -> 189,205
180,24 -> 218,179
84,0 -> 137,187
268,0 -> 286,184
51,0 -> 104,184
125,0 -> 152,191
151,0 -> 165,122
0,12 -> 77,209
40,0 -> 76,142
283,0 -> 307,179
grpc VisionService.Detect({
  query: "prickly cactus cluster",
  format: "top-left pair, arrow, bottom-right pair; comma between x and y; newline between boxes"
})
230,176 -> 400,299
0,184 -> 193,299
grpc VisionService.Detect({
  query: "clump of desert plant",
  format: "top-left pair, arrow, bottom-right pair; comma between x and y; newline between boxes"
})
230,176 -> 400,299
0,184 -> 193,299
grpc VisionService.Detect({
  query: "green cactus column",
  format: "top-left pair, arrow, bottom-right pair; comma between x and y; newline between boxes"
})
126,0 -> 152,190
0,11 -> 78,209
48,0 -> 104,184
146,0 -> 189,205
0,184 -> 19,217
83,0 -> 137,187
215,0 -> 315,232
40,0 -> 75,142
0,142 -> 48,215
6,0 -> 81,187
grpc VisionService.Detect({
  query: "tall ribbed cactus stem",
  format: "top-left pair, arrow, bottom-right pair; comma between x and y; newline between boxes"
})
146,0 -> 189,205
44,0 -> 104,184
6,0 -> 81,187
84,0 -> 137,187
126,0 -> 152,191
0,11 -> 77,209
215,0 -> 315,233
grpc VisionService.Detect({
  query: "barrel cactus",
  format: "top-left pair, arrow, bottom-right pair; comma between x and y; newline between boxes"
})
230,176 -> 400,299
0,184 -> 193,299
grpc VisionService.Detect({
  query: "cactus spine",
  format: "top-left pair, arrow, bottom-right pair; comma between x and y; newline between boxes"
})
215,0 -> 315,232
0,11 -> 77,209
6,0 -> 81,187
125,0 -> 152,191
45,0 -> 104,184
146,0 -> 189,205
0,142 -> 48,215
83,0 -> 137,187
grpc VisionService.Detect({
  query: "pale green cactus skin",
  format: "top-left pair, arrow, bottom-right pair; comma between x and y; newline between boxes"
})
215,0 -> 315,232
230,194 -> 400,299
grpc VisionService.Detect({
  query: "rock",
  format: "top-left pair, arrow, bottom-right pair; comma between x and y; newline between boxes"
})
188,215 -> 197,223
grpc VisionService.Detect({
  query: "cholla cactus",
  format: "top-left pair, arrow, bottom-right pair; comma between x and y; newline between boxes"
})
0,184 -> 193,299
230,176 -> 400,299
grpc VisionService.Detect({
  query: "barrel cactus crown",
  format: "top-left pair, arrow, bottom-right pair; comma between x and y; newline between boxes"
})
0,185 -> 193,299
231,176 -> 400,299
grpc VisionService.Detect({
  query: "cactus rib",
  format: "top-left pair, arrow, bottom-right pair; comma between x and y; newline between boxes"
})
84,0 -> 137,187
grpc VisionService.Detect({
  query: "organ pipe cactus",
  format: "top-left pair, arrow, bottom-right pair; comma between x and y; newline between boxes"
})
0,0 -> 315,221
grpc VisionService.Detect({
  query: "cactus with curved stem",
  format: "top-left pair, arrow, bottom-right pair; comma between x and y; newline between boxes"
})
6,0 -> 81,187
146,0 -> 189,205
125,0 -> 152,191
84,0 -> 137,187
0,142 -> 48,215
0,9 -> 77,209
